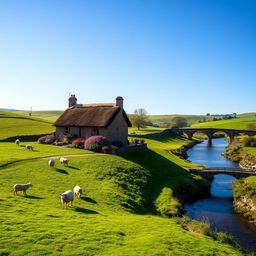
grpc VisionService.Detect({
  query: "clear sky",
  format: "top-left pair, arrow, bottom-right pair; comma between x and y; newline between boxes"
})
0,0 -> 255,115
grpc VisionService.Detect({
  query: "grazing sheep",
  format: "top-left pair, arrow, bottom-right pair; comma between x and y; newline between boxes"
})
26,145 -> 34,151
60,157 -> 69,166
48,159 -> 55,168
74,185 -> 82,199
60,190 -> 74,208
13,183 -> 33,196
15,139 -> 20,146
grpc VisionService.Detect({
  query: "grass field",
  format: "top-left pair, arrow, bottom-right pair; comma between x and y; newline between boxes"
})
128,126 -> 165,135
148,114 -> 207,125
13,110 -> 64,122
0,111 -> 54,140
0,109 -> 248,255
193,118 -> 256,130
0,142 -> 92,166
0,144 -> 244,255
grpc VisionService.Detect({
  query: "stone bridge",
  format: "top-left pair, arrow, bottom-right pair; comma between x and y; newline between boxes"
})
172,128 -> 256,144
189,168 -> 256,179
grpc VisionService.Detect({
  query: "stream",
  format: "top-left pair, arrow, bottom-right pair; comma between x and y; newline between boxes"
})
185,137 -> 256,252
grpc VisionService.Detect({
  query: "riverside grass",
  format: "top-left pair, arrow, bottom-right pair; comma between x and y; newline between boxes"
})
0,153 -> 244,255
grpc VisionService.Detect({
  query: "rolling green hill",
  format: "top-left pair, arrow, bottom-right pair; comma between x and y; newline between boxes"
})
148,114 -> 206,125
0,135 -> 244,255
192,117 -> 256,130
0,111 -> 54,140
14,110 -> 63,122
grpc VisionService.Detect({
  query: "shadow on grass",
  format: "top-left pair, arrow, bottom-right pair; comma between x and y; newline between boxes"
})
74,206 -> 99,214
120,147 -> 199,213
67,166 -> 80,170
26,195 -> 44,199
55,168 -> 69,175
81,196 -> 97,204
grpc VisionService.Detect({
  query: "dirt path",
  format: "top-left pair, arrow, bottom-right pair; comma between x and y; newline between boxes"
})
38,153 -> 106,160
0,153 -> 107,168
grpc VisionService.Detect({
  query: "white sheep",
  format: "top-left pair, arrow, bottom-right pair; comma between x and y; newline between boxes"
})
74,185 -> 82,199
26,145 -> 34,151
48,159 -> 55,168
60,190 -> 74,208
15,139 -> 20,146
13,183 -> 33,196
60,157 -> 69,166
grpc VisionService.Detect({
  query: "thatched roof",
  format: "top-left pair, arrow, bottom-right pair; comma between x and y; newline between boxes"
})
53,105 -> 131,128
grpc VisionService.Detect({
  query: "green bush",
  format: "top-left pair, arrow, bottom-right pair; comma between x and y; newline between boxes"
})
37,134 -> 55,144
155,187 -> 183,217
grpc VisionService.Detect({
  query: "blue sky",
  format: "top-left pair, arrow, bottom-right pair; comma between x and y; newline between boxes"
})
0,0 -> 255,114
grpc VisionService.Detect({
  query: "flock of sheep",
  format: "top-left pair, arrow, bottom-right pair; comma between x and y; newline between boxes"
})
15,139 -> 34,151
13,139 -> 83,209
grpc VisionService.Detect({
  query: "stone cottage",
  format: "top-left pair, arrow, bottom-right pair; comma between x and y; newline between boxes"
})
53,95 -> 132,145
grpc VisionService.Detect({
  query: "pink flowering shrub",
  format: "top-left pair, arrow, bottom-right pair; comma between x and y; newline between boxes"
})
84,136 -> 108,152
72,138 -> 85,148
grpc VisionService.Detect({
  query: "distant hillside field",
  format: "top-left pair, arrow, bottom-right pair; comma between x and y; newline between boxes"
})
14,110 -> 63,122
192,117 -> 256,130
148,114 -> 206,125
0,111 -> 54,140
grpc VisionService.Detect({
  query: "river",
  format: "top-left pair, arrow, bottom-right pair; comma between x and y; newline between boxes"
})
185,137 -> 256,252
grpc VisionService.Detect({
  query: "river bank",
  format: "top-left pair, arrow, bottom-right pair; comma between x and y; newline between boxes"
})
221,137 -> 256,226
184,137 -> 256,252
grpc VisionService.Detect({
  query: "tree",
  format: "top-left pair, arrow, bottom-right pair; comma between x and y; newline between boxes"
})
130,108 -> 148,130
206,113 -> 210,116
171,116 -> 188,128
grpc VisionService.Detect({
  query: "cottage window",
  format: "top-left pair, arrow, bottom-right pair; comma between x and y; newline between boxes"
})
91,128 -> 99,136
65,127 -> 71,134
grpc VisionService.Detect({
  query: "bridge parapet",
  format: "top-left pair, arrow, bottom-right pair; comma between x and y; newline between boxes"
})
189,168 -> 256,179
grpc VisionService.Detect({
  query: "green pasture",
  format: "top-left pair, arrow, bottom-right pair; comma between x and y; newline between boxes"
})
14,110 -> 64,122
0,142 -> 92,166
128,126 -> 165,135
148,114 -> 206,125
0,111 -> 54,140
193,118 -> 256,130
0,154 -> 244,255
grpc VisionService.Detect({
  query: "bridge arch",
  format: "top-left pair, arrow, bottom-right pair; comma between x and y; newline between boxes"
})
172,128 -> 256,145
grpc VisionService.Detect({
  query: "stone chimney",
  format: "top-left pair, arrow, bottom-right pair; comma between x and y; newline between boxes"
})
116,96 -> 123,109
68,94 -> 77,108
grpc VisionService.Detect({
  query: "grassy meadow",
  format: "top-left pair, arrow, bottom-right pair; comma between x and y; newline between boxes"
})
128,126 -> 165,135
193,117 -> 256,130
148,114 -> 206,125
14,110 -> 64,122
0,111 -> 54,140
0,109 -> 248,255
0,142 -> 92,166
0,144 -> 245,255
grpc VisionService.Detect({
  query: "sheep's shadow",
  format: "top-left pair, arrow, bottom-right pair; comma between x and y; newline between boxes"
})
26,195 -> 44,199
81,196 -> 97,204
74,206 -> 99,214
67,166 -> 80,170
19,145 -> 26,147
55,168 -> 69,175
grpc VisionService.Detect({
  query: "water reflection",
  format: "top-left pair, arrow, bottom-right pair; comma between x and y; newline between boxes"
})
185,138 -> 256,252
